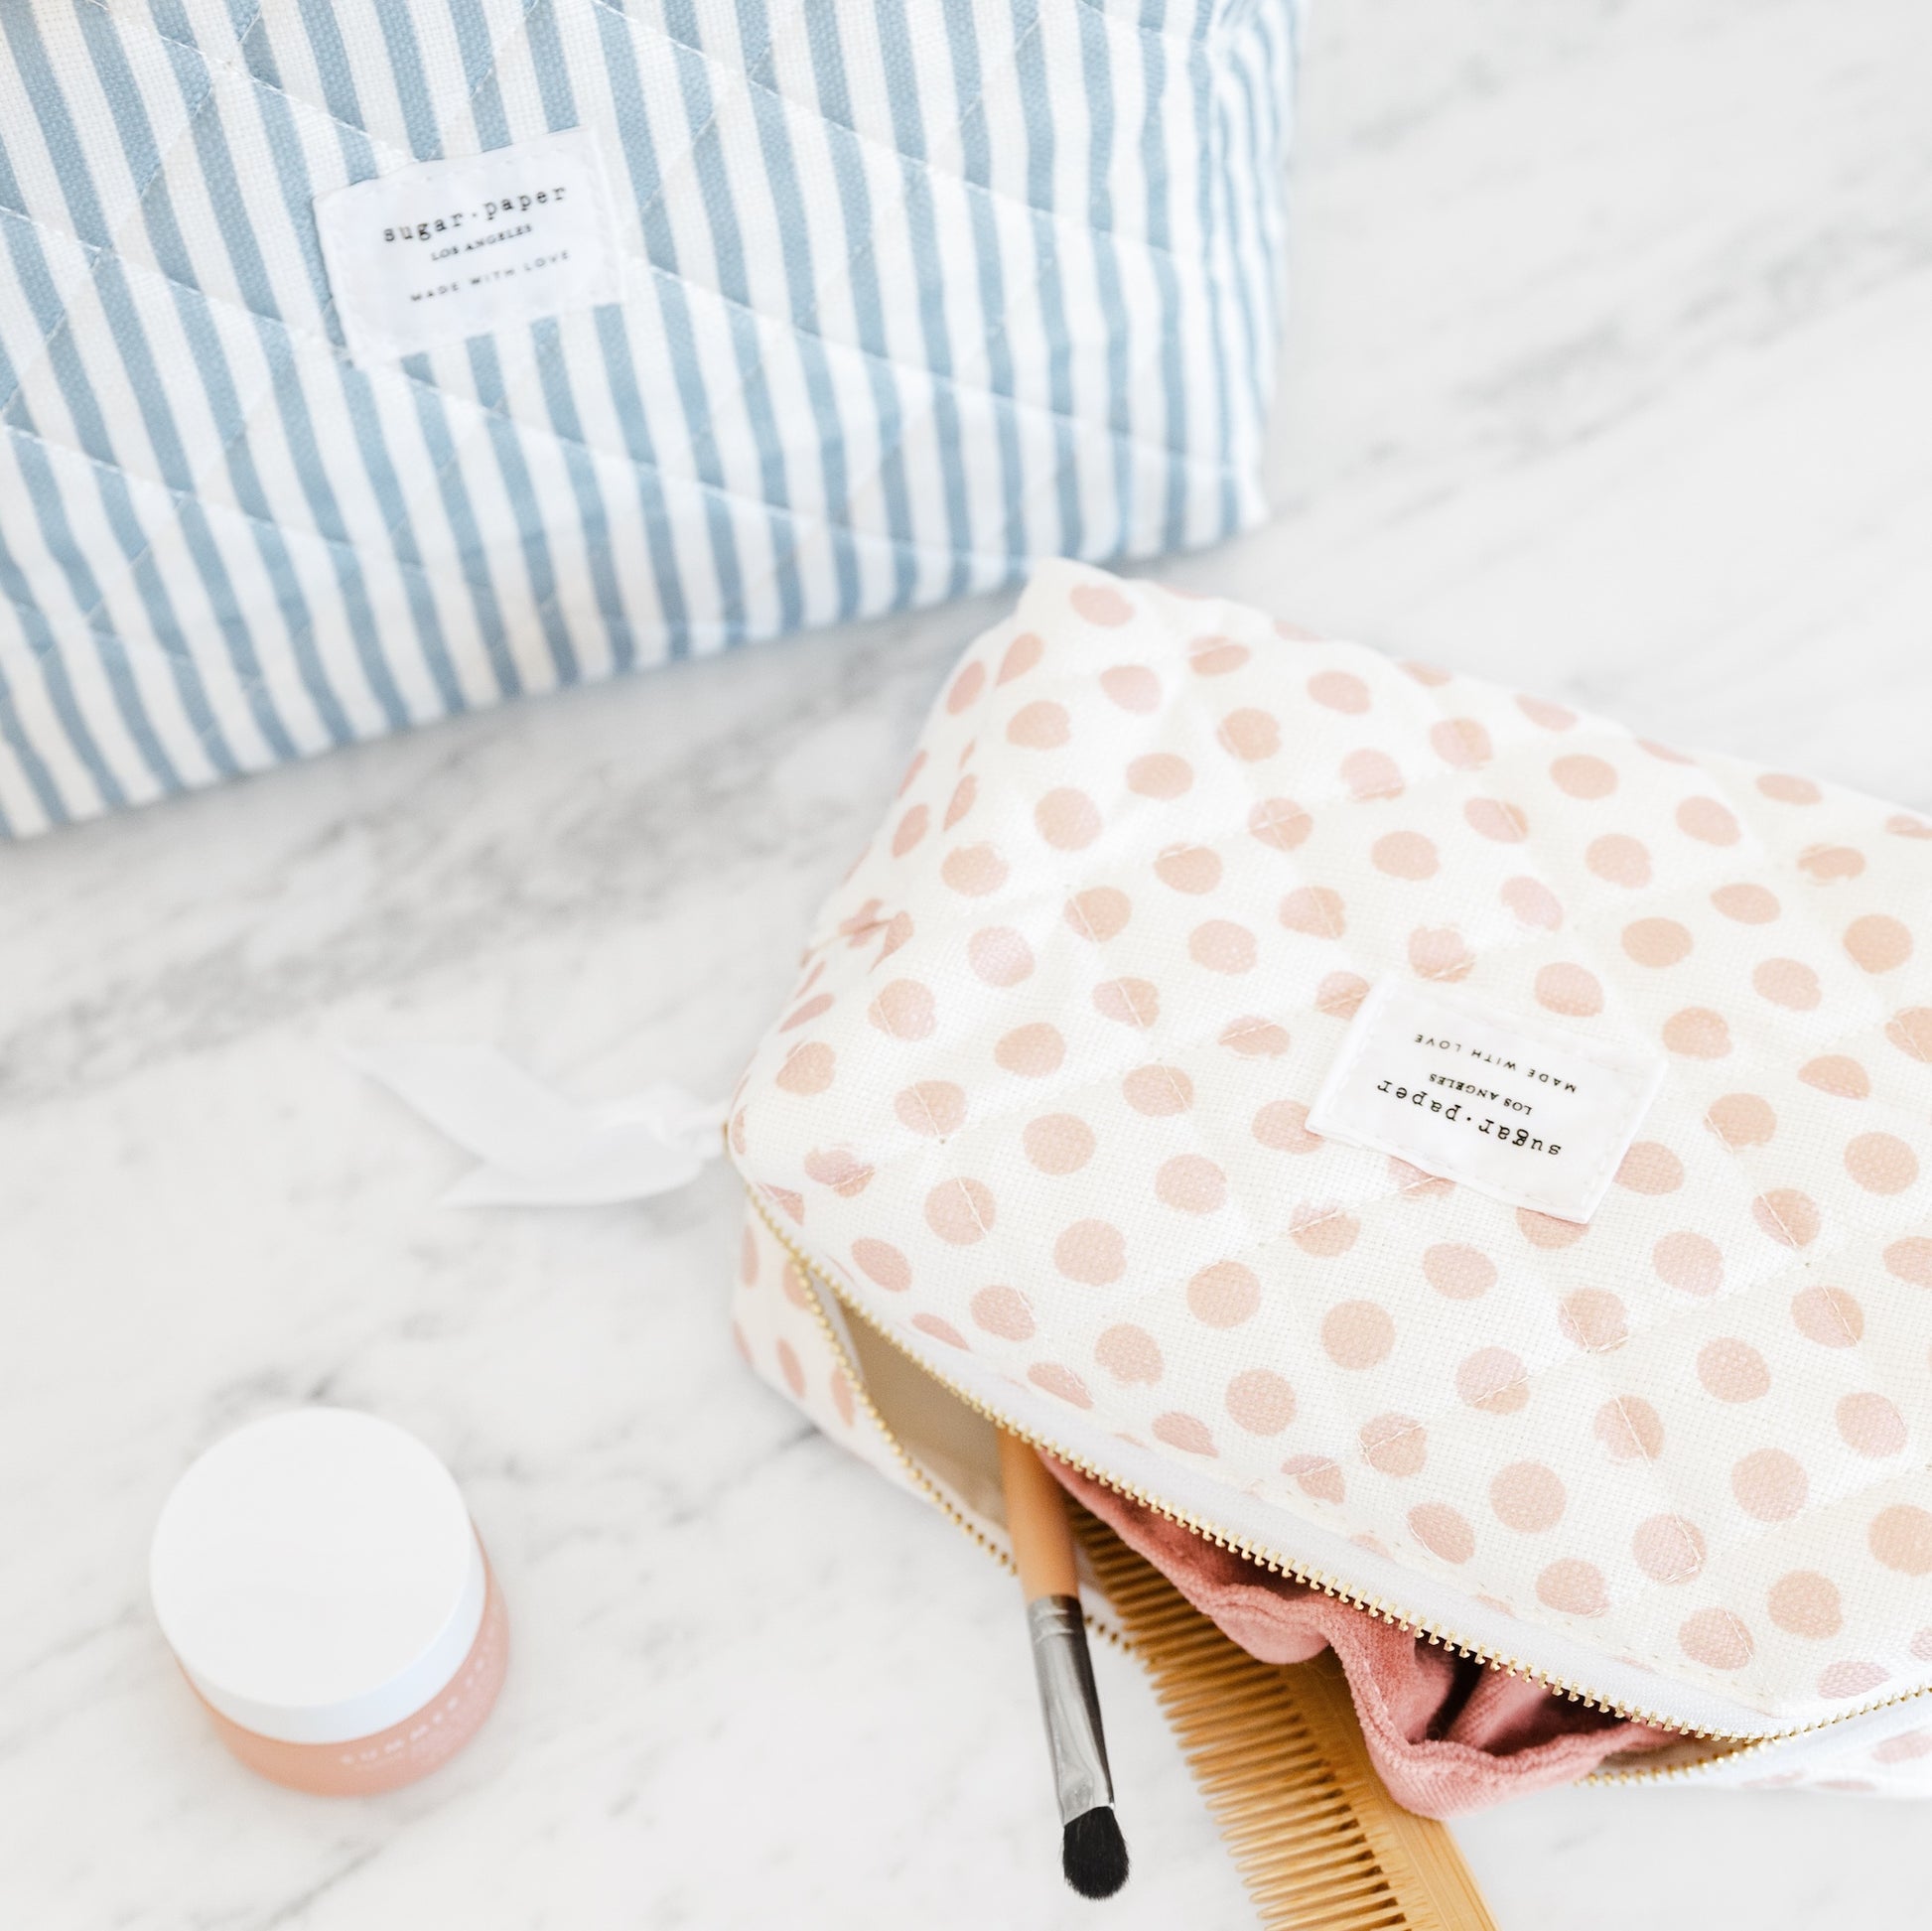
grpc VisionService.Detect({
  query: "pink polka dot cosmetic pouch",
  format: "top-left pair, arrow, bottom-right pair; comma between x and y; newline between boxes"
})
727,558 -> 1932,1806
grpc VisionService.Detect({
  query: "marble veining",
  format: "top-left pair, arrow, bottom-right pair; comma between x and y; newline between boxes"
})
5,0 -> 1931,1924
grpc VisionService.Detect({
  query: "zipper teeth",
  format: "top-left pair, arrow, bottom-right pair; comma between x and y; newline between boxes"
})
746,1182 -> 1932,1766
759,1185 -> 1133,1655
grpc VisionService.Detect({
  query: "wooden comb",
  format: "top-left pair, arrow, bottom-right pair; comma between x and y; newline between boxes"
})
1076,1512 -> 1499,1931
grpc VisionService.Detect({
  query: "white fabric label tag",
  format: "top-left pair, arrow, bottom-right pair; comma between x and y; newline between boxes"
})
1306,978 -> 1666,1223
314,127 -> 623,363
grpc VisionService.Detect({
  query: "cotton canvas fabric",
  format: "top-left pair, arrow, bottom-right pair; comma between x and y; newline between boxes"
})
0,0 -> 1298,835
730,560 -> 1932,1791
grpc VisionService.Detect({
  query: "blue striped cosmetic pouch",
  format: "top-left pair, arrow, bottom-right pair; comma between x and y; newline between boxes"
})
0,1 -> 1300,836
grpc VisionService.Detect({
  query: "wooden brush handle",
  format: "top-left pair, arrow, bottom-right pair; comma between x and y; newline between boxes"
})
998,1431 -> 1080,1602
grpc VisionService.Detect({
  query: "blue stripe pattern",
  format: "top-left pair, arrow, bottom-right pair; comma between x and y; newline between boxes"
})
0,0 -> 1300,835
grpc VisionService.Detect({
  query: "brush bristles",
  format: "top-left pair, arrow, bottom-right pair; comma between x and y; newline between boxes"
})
1061,1804 -> 1130,1899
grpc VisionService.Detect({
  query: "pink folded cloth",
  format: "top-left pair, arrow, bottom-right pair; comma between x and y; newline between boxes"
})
1053,1460 -> 1676,1817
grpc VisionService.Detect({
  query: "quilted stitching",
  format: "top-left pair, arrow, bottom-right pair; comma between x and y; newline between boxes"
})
734,560 -> 1932,1725
0,0 -> 1298,832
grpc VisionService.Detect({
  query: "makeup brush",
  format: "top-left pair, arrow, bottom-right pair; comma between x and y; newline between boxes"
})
997,1429 -> 1130,1900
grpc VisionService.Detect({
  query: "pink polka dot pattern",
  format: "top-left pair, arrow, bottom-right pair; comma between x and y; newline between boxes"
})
1846,914 -> 1912,974
1218,708 -> 1281,761
1093,977 -> 1160,1028
732,565 -> 1932,1726
1698,1338 -> 1770,1403
997,631 -> 1043,684
1156,1154 -> 1227,1213
1753,1188 -> 1821,1248
1846,1133 -> 1918,1194
1518,694 -> 1577,732
1341,749 -> 1405,800
1100,663 -> 1161,712
1222,1016 -> 1291,1056
1153,1412 -> 1216,1455
1035,787 -> 1102,850
869,980 -> 935,1038
1308,669 -> 1370,714
1633,1516 -> 1707,1585
1054,1219 -> 1125,1286
1753,958 -> 1821,1010
1537,1561 -> 1608,1618
1491,1461 -> 1566,1533
1885,1237 -> 1932,1286
1870,1507 -> 1932,1575
968,926 -> 1034,985
1653,1231 -> 1724,1296
1712,882 -> 1780,923
1836,1392 -> 1906,1457
1733,1449 -> 1808,1522
1623,916 -> 1691,966
1536,962 -> 1603,1017
1372,830 -> 1439,880
972,1286 -> 1035,1339
1767,1571 -> 1841,1638
1501,876 -> 1565,930
1791,1285 -> 1863,1347
1594,1398 -> 1663,1462
1680,1608 -> 1753,1671
1187,635 -> 1249,676
1552,754 -> 1617,799
1024,1113 -> 1095,1173
946,661 -> 986,713
996,1023 -> 1064,1077
1423,1243 -> 1496,1300
1322,1300 -> 1394,1368
1889,1007 -> 1932,1061
946,776 -> 981,831
1678,797 -> 1741,846
1226,1369 -> 1297,1435
1706,1092 -> 1775,1148
1798,1054 -> 1869,1098
1189,920 -> 1256,974
1799,844 -> 1865,883
1457,1348 -> 1528,1414
1464,797 -> 1529,844
1095,1323 -> 1164,1385
1431,719 -> 1492,768
1188,1261 -> 1262,1328
1254,1100 -> 1320,1153
1065,886 -> 1131,941
1007,699 -> 1069,749
1124,1064 -> 1193,1116
1249,796 -> 1312,851
1662,1007 -> 1731,1057
775,1041 -> 835,1095
1281,886 -> 1346,937
1408,1504 -> 1476,1565
1030,1362 -> 1093,1408
924,1177 -> 996,1244
851,1238 -> 912,1293
1408,925 -> 1474,982
1559,1290 -> 1627,1353
1127,751 -> 1192,798
940,842 -> 1009,897
1070,583 -> 1133,626
1587,834 -> 1651,887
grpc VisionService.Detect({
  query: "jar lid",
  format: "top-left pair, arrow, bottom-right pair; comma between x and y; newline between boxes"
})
150,1409 -> 487,1745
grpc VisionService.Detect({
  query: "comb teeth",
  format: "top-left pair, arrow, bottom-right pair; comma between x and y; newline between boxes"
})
1077,1516 -> 1499,1931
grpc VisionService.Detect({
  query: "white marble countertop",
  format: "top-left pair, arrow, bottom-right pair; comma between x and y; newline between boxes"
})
6,0 -> 1932,1924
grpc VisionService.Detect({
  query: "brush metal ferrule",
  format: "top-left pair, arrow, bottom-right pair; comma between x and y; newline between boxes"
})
1026,1593 -> 1114,1825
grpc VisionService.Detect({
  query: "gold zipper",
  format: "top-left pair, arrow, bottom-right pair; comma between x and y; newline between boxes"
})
755,1179 -> 1141,1655
745,1181 -> 1930,1773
